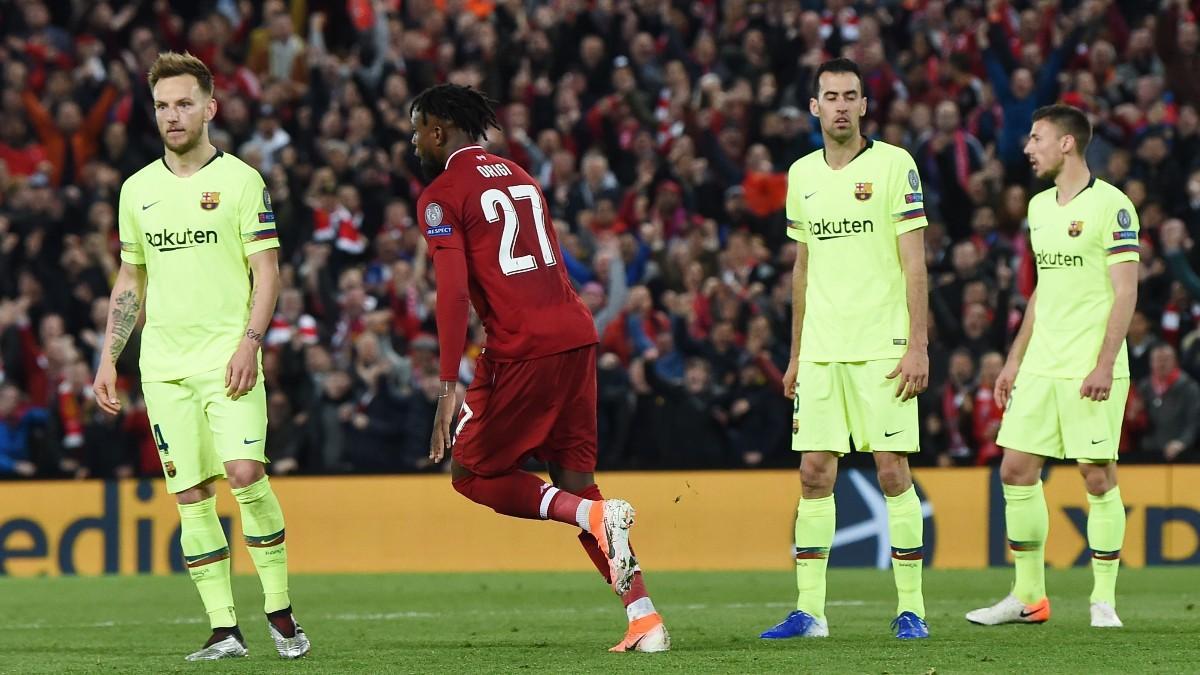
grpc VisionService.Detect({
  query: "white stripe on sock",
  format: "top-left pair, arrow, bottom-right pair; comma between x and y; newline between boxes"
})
626,597 -> 656,622
539,487 -> 560,520
576,500 -> 594,532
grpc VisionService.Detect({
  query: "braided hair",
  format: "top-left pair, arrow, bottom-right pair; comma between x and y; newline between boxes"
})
410,84 -> 501,141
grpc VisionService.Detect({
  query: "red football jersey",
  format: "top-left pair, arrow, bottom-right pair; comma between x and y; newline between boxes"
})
418,145 -> 598,365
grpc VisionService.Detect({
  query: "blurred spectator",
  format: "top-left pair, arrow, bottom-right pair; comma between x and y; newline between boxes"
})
916,100 -> 985,231
302,369 -> 354,473
600,286 -> 668,366
240,104 -> 291,172
724,359 -> 788,467
20,83 -> 118,187
971,352 -> 1005,466
1127,309 -> 1161,381
1137,344 -> 1200,462
265,392 -> 301,476
641,353 -> 730,468
939,348 -> 976,466
979,8 -> 1074,175
0,383 -> 44,476
1156,0 -> 1200,108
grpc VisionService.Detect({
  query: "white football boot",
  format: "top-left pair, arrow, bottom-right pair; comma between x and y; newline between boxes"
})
1090,602 -> 1123,628
966,594 -> 1050,625
589,499 -> 638,595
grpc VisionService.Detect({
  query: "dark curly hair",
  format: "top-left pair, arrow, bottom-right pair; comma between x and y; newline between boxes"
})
410,84 -> 501,142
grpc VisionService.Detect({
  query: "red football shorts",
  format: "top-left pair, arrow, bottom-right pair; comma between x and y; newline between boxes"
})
452,345 -> 598,477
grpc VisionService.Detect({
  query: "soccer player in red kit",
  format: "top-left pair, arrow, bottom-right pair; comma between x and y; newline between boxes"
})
410,84 -> 670,653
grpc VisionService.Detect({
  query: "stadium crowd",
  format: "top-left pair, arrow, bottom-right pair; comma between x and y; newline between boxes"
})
2,0 -> 1200,480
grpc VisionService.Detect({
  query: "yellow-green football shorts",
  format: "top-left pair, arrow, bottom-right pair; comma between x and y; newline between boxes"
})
995,370 -> 1128,463
142,367 -> 268,493
792,359 -> 919,455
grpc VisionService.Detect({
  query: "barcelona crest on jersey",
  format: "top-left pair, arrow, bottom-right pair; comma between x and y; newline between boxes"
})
1069,220 -> 1084,237
201,192 -> 220,210
854,182 -> 873,201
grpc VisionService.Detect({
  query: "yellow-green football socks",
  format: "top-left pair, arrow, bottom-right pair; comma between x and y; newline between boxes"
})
794,495 -> 835,619
178,496 -> 236,628
233,476 -> 291,613
1004,481 -> 1049,604
1087,486 -> 1125,606
886,486 -> 926,617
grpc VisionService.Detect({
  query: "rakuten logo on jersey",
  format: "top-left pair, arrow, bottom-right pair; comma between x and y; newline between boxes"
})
145,228 -> 219,252
808,218 -> 875,240
1035,251 -> 1085,269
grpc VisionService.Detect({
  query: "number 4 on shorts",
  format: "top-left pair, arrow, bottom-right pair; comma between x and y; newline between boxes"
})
153,424 -> 169,454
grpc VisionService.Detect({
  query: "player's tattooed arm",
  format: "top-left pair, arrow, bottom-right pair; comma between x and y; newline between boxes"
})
108,290 -> 140,361
94,262 -> 146,415
244,293 -> 262,343
101,262 -> 147,364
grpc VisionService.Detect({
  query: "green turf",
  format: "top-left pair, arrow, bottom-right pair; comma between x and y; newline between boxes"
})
0,568 -> 1197,674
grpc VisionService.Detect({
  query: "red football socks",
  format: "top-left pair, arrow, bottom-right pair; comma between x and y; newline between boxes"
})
546,488 -> 587,526
451,471 -> 547,520
452,474 -> 652,612
451,471 -> 593,527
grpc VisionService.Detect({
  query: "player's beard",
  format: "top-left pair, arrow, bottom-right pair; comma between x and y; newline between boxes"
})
418,154 -> 444,182
1034,155 -> 1062,180
162,125 -> 203,156
824,120 -> 858,145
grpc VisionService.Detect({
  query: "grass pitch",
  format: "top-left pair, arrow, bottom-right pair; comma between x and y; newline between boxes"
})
1,568 -> 1197,673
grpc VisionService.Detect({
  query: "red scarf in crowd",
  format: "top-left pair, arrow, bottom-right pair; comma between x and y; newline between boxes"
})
57,380 -> 85,450
952,130 -> 971,190
1151,367 -> 1182,398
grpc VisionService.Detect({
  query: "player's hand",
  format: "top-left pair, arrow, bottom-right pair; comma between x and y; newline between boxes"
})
225,342 -> 258,400
782,359 -> 798,400
429,384 -> 457,463
93,360 -> 121,415
994,360 -> 1019,409
1080,363 -> 1113,401
887,348 -> 929,402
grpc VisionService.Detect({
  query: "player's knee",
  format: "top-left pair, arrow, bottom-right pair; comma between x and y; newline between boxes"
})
875,469 -> 909,496
226,461 -> 265,489
800,461 -> 834,497
999,454 -> 1039,486
174,477 -> 217,504
1079,463 -> 1115,496
875,465 -> 911,497
174,483 -> 214,505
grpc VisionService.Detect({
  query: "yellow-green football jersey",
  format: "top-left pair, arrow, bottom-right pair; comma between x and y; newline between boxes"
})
785,139 -> 928,362
1020,177 -> 1140,379
118,150 -> 279,382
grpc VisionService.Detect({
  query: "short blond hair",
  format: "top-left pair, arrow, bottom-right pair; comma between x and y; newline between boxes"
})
147,51 -> 213,95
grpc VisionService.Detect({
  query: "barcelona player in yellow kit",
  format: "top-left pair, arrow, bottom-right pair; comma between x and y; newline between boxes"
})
966,105 -> 1138,629
92,53 -> 310,660
759,59 -> 930,641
